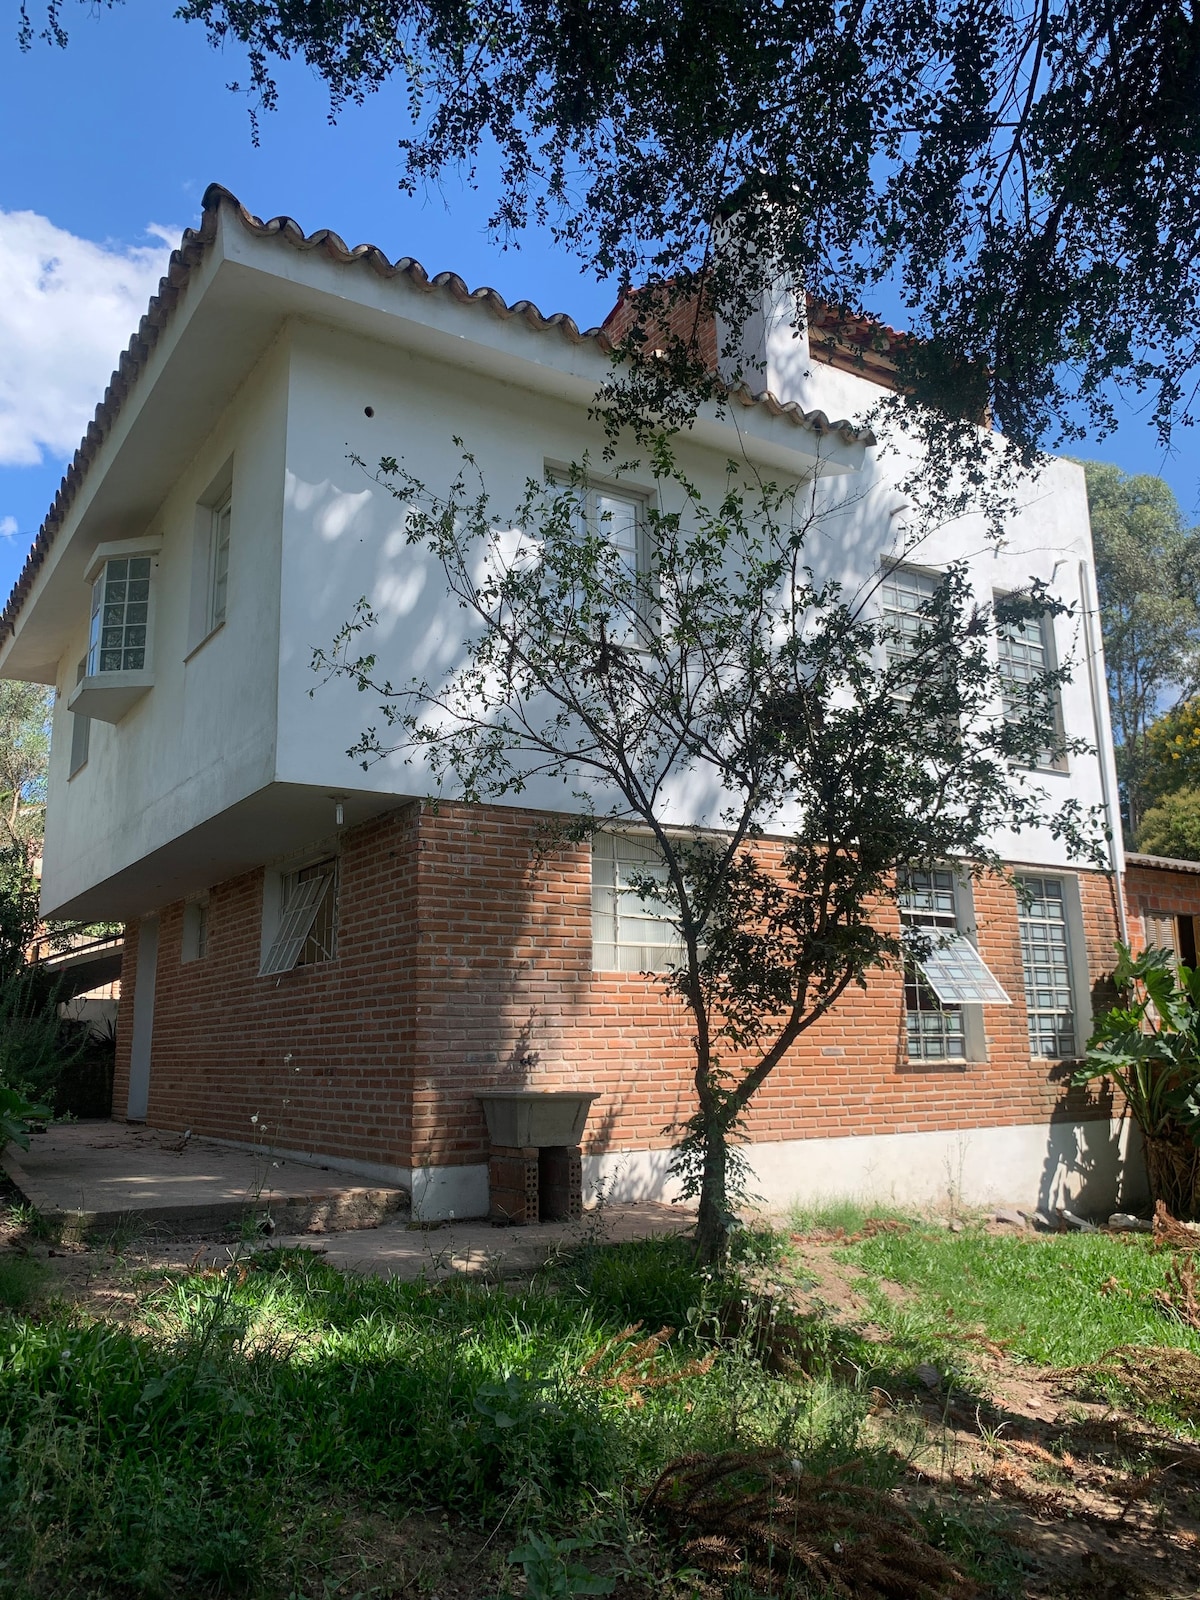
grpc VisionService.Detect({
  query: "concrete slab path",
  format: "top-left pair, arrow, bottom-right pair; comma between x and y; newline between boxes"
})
2,1120 -> 406,1238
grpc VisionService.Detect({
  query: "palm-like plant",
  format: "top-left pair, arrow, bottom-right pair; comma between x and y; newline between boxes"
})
1075,944 -> 1200,1218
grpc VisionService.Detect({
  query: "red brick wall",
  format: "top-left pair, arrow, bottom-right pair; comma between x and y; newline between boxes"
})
1125,860 -> 1200,948
114,798 -> 1128,1172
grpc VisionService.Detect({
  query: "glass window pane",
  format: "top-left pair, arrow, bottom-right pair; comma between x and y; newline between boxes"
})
128,557 -> 151,580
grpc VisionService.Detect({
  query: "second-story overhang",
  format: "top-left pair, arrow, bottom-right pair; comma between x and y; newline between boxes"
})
0,186 -> 872,687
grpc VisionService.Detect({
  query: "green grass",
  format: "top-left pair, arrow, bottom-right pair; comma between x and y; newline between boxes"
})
787,1197 -> 918,1235
0,1254 -> 47,1312
0,1239 -> 874,1599
832,1219 -> 1200,1429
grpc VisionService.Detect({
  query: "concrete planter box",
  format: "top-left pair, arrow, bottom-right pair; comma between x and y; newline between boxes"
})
477,1090 -> 598,1149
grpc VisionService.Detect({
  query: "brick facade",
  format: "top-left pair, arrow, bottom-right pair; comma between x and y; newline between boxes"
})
112,800 -> 1134,1182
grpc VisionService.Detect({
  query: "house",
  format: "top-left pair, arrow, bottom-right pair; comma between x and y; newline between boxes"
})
0,184 -> 1170,1220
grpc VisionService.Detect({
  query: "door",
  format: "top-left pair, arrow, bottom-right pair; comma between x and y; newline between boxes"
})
126,914 -> 159,1121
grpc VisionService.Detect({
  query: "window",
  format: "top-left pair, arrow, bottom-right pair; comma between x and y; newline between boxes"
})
181,898 -> 209,963
899,868 -> 1008,1062
88,556 -> 151,675
68,657 -> 90,777
209,495 -> 231,632
882,567 -> 939,679
591,833 -> 679,973
259,858 -> 338,976
996,607 -> 1065,769
558,479 -> 653,646
1016,876 -> 1077,1058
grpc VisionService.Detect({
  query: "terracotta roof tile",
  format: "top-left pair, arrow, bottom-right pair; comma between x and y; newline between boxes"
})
0,185 -> 870,644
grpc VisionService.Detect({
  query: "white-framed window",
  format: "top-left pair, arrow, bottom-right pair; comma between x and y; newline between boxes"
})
88,555 -> 151,675
68,657 -> 90,777
591,832 -> 680,973
996,605 -> 1065,770
1016,875 -> 1077,1058
554,475 -> 654,645
208,494 -> 232,632
899,867 -> 1008,1062
881,567 -> 939,675
181,898 -> 209,963
259,857 -> 338,977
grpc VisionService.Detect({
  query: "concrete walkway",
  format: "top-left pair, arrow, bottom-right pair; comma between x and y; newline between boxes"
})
2,1121 -> 406,1239
2,1121 -> 696,1276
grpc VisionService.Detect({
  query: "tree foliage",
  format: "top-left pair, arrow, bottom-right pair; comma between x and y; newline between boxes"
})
315,440 -> 1101,1260
1084,461 -> 1200,838
26,0 -> 1200,451
0,681 -> 51,847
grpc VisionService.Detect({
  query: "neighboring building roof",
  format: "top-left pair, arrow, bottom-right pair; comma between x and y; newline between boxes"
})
1126,852 -> 1200,877
0,184 -> 872,646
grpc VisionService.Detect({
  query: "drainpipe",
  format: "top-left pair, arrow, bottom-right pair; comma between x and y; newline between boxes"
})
1079,558 -> 1129,944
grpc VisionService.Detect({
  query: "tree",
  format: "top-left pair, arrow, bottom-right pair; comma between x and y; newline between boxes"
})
1137,790 -> 1200,863
0,681 -> 51,847
314,441 -> 1100,1262
1084,462 -> 1200,839
27,1 -> 1200,452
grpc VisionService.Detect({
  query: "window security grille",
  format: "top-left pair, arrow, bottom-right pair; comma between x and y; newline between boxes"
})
88,557 -> 151,674
259,872 -> 332,976
996,609 -> 1064,769
592,832 -> 680,973
1016,875 -> 1076,1058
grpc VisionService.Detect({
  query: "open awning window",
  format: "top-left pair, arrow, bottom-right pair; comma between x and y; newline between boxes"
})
259,873 -> 332,977
910,934 -> 1010,1005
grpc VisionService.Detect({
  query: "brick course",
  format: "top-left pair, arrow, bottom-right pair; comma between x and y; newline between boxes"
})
112,800 -> 1145,1183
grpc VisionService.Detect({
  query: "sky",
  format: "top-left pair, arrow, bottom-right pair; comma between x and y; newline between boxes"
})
1,0 -> 1197,609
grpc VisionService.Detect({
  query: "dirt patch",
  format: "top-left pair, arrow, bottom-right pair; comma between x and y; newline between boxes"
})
783,1228 -> 1200,1598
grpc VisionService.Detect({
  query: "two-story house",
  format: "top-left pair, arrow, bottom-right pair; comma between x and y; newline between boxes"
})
0,185 -> 1164,1220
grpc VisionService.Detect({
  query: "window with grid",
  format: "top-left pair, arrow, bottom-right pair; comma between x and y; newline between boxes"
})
87,556 -> 151,674
68,657 -> 90,776
881,566 -> 954,718
592,832 -> 680,973
996,608 -> 1064,769
209,496 -> 231,631
899,867 -> 967,1061
1016,876 -> 1077,1058
560,481 -> 652,646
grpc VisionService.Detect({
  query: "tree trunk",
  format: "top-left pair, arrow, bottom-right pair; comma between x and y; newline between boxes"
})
1143,1130 -> 1200,1221
694,1121 -> 730,1266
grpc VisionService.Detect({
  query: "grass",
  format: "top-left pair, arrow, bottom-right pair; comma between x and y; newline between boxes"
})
2,1216 -> 1196,1598
832,1218 -> 1200,1428
0,1237 -> 884,1599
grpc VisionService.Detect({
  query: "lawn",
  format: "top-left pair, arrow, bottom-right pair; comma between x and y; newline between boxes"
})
1,1211 -> 1199,1598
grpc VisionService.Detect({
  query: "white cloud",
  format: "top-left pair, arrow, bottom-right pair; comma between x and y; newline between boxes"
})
0,212 -> 177,468
0,515 -> 17,539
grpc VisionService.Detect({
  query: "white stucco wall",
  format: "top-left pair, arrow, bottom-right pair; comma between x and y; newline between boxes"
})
276,318 -> 1114,871
40,337 -> 289,916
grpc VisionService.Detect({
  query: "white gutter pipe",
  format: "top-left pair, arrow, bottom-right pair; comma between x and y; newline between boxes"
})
1079,558 -> 1129,944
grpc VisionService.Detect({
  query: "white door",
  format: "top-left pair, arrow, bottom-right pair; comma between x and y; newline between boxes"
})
126,914 -> 159,1121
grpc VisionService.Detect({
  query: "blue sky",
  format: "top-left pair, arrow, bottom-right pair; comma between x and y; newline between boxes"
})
1,0 -> 1196,610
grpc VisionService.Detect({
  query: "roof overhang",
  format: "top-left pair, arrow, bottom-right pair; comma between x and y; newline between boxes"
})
0,186 -> 871,683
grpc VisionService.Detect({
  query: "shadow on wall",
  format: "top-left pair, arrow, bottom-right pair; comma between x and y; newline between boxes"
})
1036,1075 -> 1148,1213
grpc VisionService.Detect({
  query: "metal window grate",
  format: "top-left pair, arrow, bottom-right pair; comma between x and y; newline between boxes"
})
1016,875 -> 1076,1057
591,832 -> 680,973
88,557 -> 151,674
259,873 -> 331,976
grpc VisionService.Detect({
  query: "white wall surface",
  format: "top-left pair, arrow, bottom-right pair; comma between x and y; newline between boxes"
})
40,337 -> 289,916
278,318 -> 1114,870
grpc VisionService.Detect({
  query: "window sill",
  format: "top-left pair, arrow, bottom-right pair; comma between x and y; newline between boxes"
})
67,671 -> 153,724
184,619 -> 226,663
